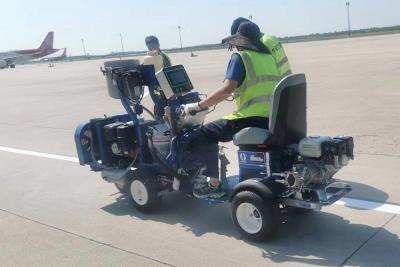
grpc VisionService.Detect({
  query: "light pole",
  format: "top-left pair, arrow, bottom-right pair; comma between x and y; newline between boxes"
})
346,1 -> 351,38
120,33 -> 125,59
178,26 -> 183,49
81,38 -> 87,57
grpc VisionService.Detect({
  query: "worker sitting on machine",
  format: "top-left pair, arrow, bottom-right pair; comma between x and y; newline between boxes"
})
184,21 -> 284,199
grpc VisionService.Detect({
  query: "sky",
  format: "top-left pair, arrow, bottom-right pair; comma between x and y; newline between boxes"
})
1,0 -> 400,56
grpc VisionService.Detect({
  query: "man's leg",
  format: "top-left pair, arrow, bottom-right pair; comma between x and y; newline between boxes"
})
199,119 -> 235,176
193,119 -> 235,198
194,117 -> 269,198
199,117 -> 268,178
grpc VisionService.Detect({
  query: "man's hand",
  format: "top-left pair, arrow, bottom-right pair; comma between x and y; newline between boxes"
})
184,102 -> 206,115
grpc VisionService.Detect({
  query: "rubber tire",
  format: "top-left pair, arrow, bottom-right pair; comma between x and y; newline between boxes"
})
127,178 -> 162,213
115,182 -> 128,194
232,191 -> 280,242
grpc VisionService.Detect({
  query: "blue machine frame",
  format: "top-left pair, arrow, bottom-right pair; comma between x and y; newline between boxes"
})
75,65 -> 161,170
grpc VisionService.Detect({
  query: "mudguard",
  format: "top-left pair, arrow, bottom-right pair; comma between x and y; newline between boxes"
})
229,177 -> 285,202
75,121 -> 93,165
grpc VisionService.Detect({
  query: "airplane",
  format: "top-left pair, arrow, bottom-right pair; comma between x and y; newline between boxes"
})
38,48 -> 67,68
0,32 -> 63,69
39,48 -> 67,62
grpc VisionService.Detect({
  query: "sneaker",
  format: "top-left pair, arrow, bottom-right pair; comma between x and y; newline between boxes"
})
193,183 -> 226,199
193,175 -> 208,190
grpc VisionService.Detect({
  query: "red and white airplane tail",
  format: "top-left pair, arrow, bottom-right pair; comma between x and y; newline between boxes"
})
39,32 -> 54,50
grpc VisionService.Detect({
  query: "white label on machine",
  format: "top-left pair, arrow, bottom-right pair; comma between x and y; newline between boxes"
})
265,152 -> 271,176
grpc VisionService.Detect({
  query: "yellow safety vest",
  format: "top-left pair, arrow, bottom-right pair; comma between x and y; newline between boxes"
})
160,51 -> 172,68
261,35 -> 292,77
225,50 -> 281,120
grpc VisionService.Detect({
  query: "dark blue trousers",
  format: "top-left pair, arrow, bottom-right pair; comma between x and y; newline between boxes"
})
192,117 -> 269,178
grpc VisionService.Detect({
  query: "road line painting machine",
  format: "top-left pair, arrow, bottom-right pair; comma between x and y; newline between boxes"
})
74,60 -> 354,241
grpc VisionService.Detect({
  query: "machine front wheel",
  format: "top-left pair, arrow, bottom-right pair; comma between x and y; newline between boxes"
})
231,191 -> 280,242
128,178 -> 161,213
115,182 -> 128,194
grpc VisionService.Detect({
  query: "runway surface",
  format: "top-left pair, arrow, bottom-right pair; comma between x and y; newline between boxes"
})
0,34 -> 399,266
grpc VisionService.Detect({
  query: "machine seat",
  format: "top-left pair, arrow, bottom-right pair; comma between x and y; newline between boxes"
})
233,127 -> 270,146
233,73 -> 307,147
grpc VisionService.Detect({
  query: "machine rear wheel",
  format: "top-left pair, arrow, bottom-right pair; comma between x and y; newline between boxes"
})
232,191 -> 280,242
128,178 -> 161,213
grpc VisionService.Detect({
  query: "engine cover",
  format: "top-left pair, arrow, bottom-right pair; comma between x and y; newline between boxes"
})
298,136 -> 331,158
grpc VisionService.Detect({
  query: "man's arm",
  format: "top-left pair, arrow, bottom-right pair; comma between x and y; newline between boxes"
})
184,54 -> 243,113
199,79 -> 238,109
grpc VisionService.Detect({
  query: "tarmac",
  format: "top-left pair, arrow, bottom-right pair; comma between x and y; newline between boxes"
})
0,33 -> 399,266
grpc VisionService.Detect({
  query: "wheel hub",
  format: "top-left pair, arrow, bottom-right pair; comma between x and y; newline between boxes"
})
131,180 -> 149,206
236,202 -> 263,234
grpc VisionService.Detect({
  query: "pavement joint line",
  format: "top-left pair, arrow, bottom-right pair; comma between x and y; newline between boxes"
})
339,214 -> 397,267
1,145 -> 400,215
0,88 -> 150,131
0,207 -> 176,267
355,152 -> 400,158
0,122 -> 70,131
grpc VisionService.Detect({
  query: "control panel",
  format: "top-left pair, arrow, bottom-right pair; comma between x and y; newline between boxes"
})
156,65 -> 194,99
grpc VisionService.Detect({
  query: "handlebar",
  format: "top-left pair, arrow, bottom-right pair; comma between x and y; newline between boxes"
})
176,104 -> 208,129
180,104 -> 209,117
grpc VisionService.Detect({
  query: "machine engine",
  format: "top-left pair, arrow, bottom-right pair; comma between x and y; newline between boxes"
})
280,136 -> 354,190
103,121 -> 137,159
75,114 -> 139,171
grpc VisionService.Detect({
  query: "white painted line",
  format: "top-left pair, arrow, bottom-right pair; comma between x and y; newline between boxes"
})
336,197 -> 400,215
0,146 -> 79,163
0,145 -> 399,215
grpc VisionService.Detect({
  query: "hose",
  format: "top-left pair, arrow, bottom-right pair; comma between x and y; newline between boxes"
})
142,105 -> 156,119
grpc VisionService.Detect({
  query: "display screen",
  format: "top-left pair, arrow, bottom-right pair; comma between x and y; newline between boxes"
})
159,65 -> 193,96
167,69 -> 188,86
